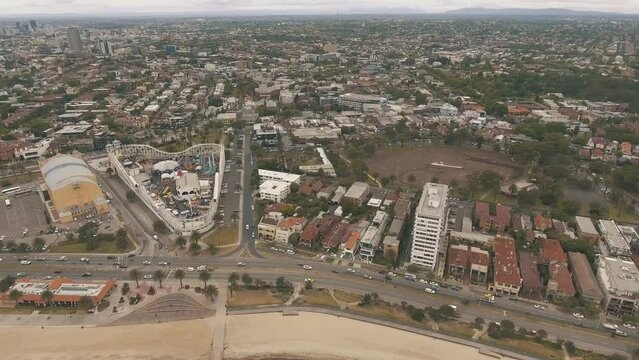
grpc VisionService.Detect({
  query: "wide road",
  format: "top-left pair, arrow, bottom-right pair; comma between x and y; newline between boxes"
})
0,252 -> 636,357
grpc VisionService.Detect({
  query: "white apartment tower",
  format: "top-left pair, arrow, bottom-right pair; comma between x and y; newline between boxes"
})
410,183 -> 449,270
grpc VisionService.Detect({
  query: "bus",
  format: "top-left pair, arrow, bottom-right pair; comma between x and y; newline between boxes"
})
1,186 -> 20,195
4,199 -> 10,208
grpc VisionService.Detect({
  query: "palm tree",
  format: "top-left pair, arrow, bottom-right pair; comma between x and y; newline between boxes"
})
203,285 -> 219,301
153,270 -> 166,288
175,236 -> 187,249
198,270 -> 211,288
9,289 -> 22,305
129,269 -> 140,288
228,272 -> 240,295
40,289 -> 54,306
174,269 -> 185,289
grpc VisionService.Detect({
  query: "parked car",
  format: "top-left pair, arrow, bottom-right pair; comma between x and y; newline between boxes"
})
143,260 -> 152,265
347,268 -> 356,273
572,312 -> 584,319
19,260 -> 31,265
613,329 -> 628,337
425,287 -> 436,294
622,323 -> 636,330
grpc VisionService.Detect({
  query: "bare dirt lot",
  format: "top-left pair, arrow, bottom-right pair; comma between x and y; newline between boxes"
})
367,146 -> 523,186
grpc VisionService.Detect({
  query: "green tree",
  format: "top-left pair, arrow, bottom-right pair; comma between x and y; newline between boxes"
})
241,273 -> 253,286
40,289 -> 54,305
175,236 -> 187,249
153,220 -> 168,234
228,272 -> 240,294
198,270 -> 211,288
203,284 -> 219,301
190,230 -> 201,244
125,190 -> 137,202
32,237 -> 45,251
9,289 -> 22,305
129,269 -> 140,288
174,269 -> 185,289
474,317 -> 485,330
77,296 -> 94,310
153,270 -> 166,288
406,264 -> 420,274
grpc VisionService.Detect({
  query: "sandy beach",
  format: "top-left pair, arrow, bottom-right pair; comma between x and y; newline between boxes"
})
225,312 -> 510,360
0,319 -> 213,360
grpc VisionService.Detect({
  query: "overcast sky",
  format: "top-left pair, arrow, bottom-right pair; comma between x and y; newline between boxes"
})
1,0 -> 637,15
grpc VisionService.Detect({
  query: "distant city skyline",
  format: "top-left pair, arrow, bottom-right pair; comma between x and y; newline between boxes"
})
1,0 -> 637,16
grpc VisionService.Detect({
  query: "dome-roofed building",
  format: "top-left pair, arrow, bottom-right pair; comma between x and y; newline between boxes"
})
38,154 -> 109,223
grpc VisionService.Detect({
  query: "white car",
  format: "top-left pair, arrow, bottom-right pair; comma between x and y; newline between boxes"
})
80,257 -> 90,262
572,312 -> 584,319
237,261 -> 247,267
186,267 -> 195,272
16,272 -> 27,277
303,265 -> 312,270
142,260 -> 152,265
362,274 -> 372,280
286,249 -> 295,255
57,256 -> 68,261
197,265 -> 207,271
158,261 -> 169,266
304,278 -> 314,283
43,275 -> 53,280
622,323 -> 637,330
347,268 -> 356,273
429,281 -> 439,287
534,304 -> 546,310
387,272 -> 397,277
419,279 -> 428,284
143,275 -> 153,279
153,235 -> 159,240
425,287 -> 436,294
20,260 -> 31,265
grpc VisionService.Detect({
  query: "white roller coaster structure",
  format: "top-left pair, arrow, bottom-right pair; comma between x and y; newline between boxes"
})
106,142 -> 225,235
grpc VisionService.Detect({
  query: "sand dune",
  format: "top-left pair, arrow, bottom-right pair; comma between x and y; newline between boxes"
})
225,312 -> 510,360
0,319 -> 213,360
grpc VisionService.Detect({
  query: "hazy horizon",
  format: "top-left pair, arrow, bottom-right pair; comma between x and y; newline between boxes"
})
1,0 -> 637,17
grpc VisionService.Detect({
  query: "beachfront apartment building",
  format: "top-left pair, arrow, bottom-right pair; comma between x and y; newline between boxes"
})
258,169 -> 302,185
410,183 -> 449,271
491,237 -> 522,296
596,257 -> 639,316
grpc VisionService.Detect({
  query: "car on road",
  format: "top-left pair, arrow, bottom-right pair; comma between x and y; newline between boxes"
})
331,269 -> 339,274
362,274 -> 373,280
153,235 -> 159,240
53,270 -> 62,274
127,253 -> 136,258
303,265 -> 312,270
387,272 -> 397,277
622,323 -> 636,330
142,260 -> 151,265
251,232 -> 255,239
245,224 -> 249,230
613,329 -> 628,337
304,278 -> 313,283
237,261 -> 247,267
81,272 -> 92,277
186,267 -> 195,272
347,268 -> 356,273
425,287 -> 437,294
419,279 -> 428,284
20,260 -> 31,265
158,261 -> 170,266
384,274 -> 393,281
80,257 -> 90,262
286,249 -> 295,255
197,265 -> 207,271
450,285 -> 462,291
429,281 -> 439,287
16,272 -> 27,277
572,312 -> 584,319
534,304 -> 546,310
43,276 -> 53,280
270,247 -> 277,251
57,256 -> 68,261
143,275 -> 153,279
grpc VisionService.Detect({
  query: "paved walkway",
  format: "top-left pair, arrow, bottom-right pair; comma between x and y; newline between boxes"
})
211,282 -> 228,360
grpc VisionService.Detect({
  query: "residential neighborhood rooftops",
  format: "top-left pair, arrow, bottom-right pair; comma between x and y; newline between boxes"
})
575,216 -> 598,235
494,237 -> 521,287
568,252 -> 602,300
541,239 -> 567,264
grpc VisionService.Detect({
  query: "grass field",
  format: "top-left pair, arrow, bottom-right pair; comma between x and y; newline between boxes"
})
0,306 -> 35,314
437,322 -> 476,339
333,290 -> 362,304
50,239 -> 134,253
480,337 -> 563,359
227,289 -> 283,308
203,225 -> 238,247
37,307 -> 77,315
350,304 -> 422,326
293,289 -> 339,308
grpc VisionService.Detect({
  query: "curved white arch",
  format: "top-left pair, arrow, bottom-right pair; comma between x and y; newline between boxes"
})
106,142 -> 225,235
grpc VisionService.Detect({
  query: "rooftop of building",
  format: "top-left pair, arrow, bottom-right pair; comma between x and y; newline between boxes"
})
575,216 -> 598,235
343,181 -> 370,200
541,238 -> 567,264
598,257 -> 639,294
39,153 -> 98,192
258,169 -> 301,184
494,237 -> 521,287
567,252 -> 602,299
519,251 -> 543,290
417,183 -> 448,218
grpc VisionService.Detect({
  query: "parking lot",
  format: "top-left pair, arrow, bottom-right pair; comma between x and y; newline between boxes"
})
0,192 -> 49,242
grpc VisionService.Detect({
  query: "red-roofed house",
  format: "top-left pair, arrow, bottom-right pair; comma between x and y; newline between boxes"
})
491,237 -> 521,295
534,214 -> 553,230
274,217 -> 307,243
547,262 -> 576,300
322,221 -> 350,249
1,277 -> 115,307
342,231 -> 361,258
540,239 -> 567,264
299,219 -> 320,247
620,142 -> 633,156
475,201 -> 511,233
447,244 -> 470,283
519,251 -> 544,300
446,244 -> 490,286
